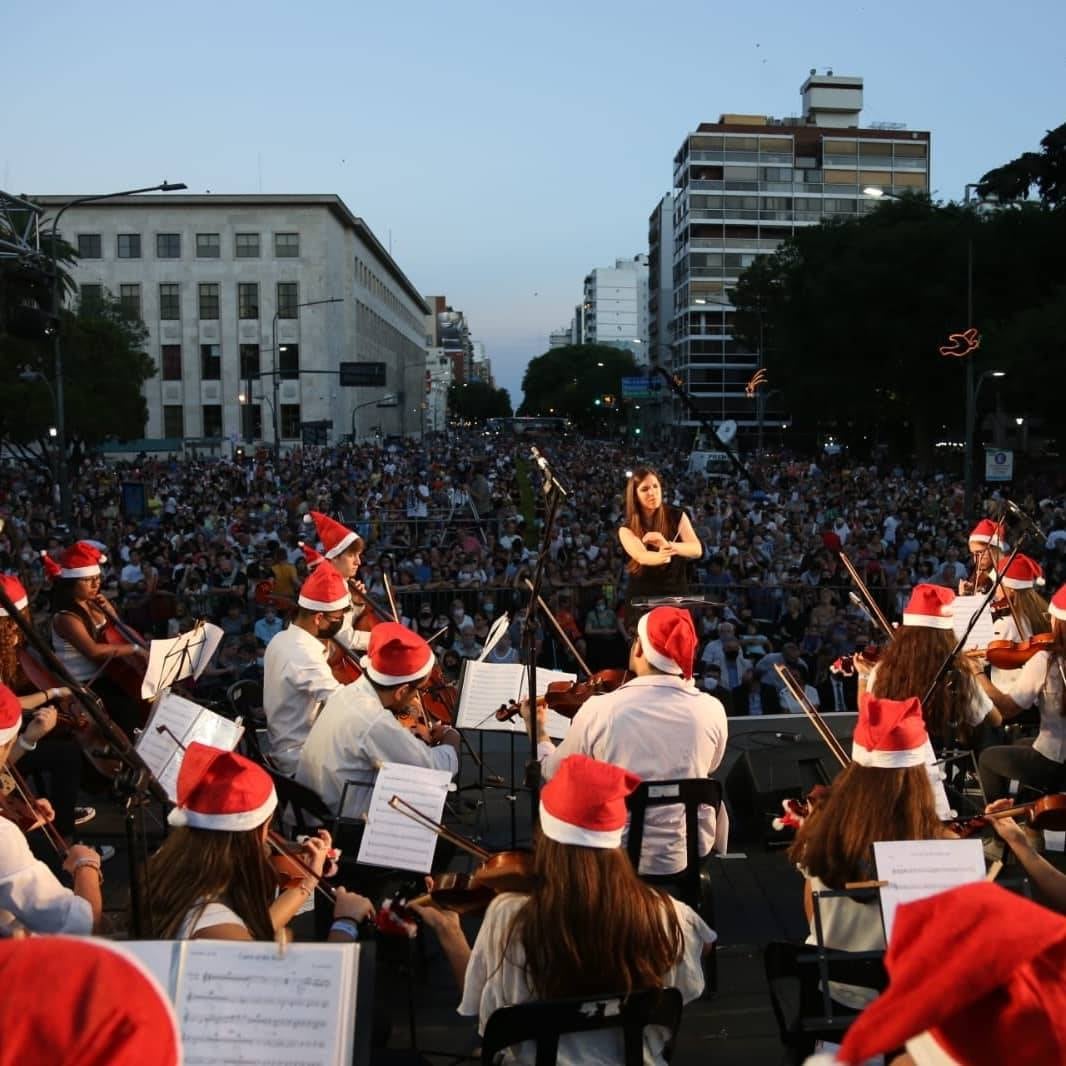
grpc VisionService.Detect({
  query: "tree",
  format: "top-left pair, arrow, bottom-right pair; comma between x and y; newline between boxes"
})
518,344 -> 640,433
447,380 -> 512,421
977,121 -> 1066,206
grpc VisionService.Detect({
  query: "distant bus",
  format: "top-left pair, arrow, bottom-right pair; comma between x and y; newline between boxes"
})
486,416 -> 573,439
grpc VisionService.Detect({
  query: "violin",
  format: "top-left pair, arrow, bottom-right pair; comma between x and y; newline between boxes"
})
0,764 -> 70,857
266,829 -> 337,902
392,690 -> 436,745
830,644 -> 881,678
495,668 -> 630,723
979,634 -> 1056,671
949,793 -> 1066,838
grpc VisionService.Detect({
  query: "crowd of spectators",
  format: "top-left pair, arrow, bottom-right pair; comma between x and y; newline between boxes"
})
3,428 -> 1066,714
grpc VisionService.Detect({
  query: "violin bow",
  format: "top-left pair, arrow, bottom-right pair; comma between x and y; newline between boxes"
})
838,552 -> 895,643
5,765 -> 69,858
773,663 -> 850,769
388,795 -> 491,862
521,578 -> 593,677
381,572 -> 401,623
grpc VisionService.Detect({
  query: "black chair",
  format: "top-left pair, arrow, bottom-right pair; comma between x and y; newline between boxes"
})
480,987 -> 684,1066
226,678 -> 264,722
625,778 -> 723,993
264,767 -> 335,835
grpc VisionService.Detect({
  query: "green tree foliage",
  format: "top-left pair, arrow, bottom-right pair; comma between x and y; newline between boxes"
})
518,344 -> 640,432
733,194 -> 1066,461
977,122 -> 1066,206
447,380 -> 512,421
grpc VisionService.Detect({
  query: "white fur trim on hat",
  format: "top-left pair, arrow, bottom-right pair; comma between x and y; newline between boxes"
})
902,612 -> 955,630
167,787 -> 277,832
539,804 -> 626,849
851,736 -> 935,770
359,647 -> 434,686
906,1030 -> 962,1066
297,591 -> 351,612
60,563 -> 105,578
1052,602 -> 1066,622
0,596 -> 28,617
0,721 -> 20,746
324,529 -> 358,559
636,612 -> 683,675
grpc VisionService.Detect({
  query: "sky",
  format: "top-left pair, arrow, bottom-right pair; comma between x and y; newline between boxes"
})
5,0 -> 1065,406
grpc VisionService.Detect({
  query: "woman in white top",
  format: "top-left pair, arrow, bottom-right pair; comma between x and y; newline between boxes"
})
414,755 -> 715,1065
147,741 -> 372,942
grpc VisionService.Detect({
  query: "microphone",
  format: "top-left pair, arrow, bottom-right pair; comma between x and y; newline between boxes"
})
774,731 -> 802,743
529,445 -> 550,476
1006,500 -> 1048,541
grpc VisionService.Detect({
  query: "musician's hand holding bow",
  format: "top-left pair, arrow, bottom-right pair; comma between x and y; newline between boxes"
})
985,798 -> 1030,853
23,706 -> 58,745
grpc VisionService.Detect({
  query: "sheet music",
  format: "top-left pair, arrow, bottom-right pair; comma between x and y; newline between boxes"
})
873,839 -> 985,940
951,595 -> 997,651
356,762 -> 453,873
137,692 -> 244,802
455,660 -> 574,738
155,940 -> 358,1066
142,622 -> 225,699
121,940 -> 179,995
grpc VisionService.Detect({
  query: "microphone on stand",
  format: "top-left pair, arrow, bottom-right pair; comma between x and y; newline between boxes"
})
1005,499 -> 1048,542
530,446 -> 552,494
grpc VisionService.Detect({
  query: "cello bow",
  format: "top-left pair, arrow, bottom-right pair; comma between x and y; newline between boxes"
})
838,551 -> 895,643
773,663 -> 850,769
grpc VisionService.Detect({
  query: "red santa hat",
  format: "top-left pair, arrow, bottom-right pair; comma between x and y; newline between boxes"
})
1050,584 -> 1066,623
302,510 -> 360,559
968,518 -> 1008,550
540,754 -> 641,849
820,883 -> 1066,1065
360,622 -> 434,685
296,564 -> 351,613
0,936 -> 181,1066
167,742 -> 277,831
56,540 -> 106,578
902,583 -> 956,630
997,553 -> 1045,590
298,540 -> 325,569
851,693 -> 931,769
40,551 -> 62,580
0,574 -> 29,617
636,606 -> 697,678
0,682 -> 22,746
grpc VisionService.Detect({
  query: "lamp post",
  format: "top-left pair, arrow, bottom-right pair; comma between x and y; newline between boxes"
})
270,296 -> 342,462
350,393 -> 397,443
48,181 -> 187,525
966,369 -> 1006,494
19,369 -> 59,487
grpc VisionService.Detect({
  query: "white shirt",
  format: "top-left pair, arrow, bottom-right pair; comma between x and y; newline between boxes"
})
177,899 -> 246,939
540,675 -> 729,875
780,684 -> 821,714
998,650 -> 1066,763
459,892 -> 714,1065
0,818 -> 93,935
296,674 -> 459,820
262,624 -> 340,775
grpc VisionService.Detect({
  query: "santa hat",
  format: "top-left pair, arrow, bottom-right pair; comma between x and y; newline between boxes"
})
1050,584 -> 1066,623
302,510 -> 360,559
0,682 -> 22,746
360,622 -> 434,685
40,551 -> 62,580
0,936 -> 181,1066
167,741 -> 277,831
0,574 -> 29,617
997,553 -> 1045,590
636,606 -> 697,678
902,584 -> 955,630
296,564 -> 351,613
851,693 -> 930,769
56,541 -> 106,579
540,754 -> 641,849
298,540 -> 325,570
969,518 -> 1008,550
823,883 -> 1066,1065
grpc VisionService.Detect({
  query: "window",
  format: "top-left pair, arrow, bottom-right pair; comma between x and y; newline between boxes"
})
280,404 -> 301,438
198,283 -> 219,320
274,232 -> 300,257
241,402 -> 262,441
156,233 -> 181,258
161,345 -> 182,381
238,282 -> 259,320
202,404 -> 223,438
200,344 -> 221,380
196,233 -> 221,258
77,234 -> 102,259
235,233 -> 260,258
80,283 -> 103,307
119,284 -> 141,319
239,344 -> 260,380
279,342 -> 299,381
159,283 -> 181,320
117,234 -> 141,258
163,405 -> 184,439
276,282 -> 298,319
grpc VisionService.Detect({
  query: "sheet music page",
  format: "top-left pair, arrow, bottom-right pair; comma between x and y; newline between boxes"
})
141,623 -> 225,698
121,940 -> 181,996
356,762 -> 453,872
171,940 -> 358,1066
951,595 -> 997,651
873,839 -> 985,940
455,660 -> 574,738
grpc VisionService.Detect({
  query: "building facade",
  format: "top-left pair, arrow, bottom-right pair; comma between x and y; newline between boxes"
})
581,255 -> 649,358
36,193 -> 429,448
668,73 -> 930,439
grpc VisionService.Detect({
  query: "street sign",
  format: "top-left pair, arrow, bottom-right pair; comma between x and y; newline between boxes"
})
984,448 -> 1014,482
621,376 -> 653,398
339,361 -> 387,387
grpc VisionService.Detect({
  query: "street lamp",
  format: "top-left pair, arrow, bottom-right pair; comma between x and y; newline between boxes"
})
19,369 -> 59,485
270,297 -> 342,461
48,181 -> 187,525
966,369 -> 1006,503
350,394 -> 397,443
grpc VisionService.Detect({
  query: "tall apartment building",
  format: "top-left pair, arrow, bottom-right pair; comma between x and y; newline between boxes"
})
549,327 -> 572,349
668,73 -> 930,437
426,296 -> 474,384
35,193 -> 429,447
581,255 -> 650,358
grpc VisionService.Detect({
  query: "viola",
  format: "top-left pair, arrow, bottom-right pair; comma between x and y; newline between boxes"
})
495,668 -> 630,723
950,793 -> 1066,838
981,634 -> 1056,671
